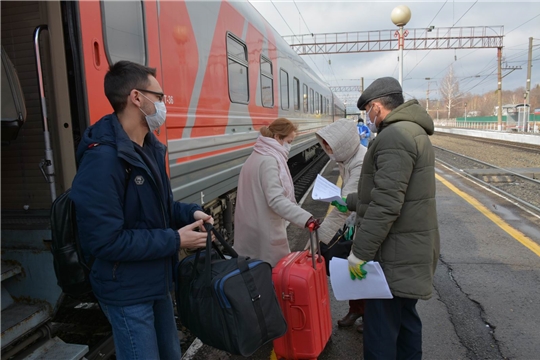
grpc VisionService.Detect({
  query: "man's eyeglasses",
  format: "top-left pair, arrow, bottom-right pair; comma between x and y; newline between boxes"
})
134,88 -> 164,102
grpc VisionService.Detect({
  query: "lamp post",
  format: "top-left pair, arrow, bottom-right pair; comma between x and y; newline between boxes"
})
464,102 -> 468,124
392,5 -> 411,88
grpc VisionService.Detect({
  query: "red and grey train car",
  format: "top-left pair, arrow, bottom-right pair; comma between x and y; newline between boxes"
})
1,0 -> 345,356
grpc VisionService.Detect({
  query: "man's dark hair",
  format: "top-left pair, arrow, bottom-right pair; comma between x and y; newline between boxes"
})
374,93 -> 404,111
104,61 -> 157,113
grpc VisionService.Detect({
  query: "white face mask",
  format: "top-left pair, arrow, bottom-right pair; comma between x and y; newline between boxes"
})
366,105 -> 378,133
283,142 -> 292,152
139,93 -> 167,132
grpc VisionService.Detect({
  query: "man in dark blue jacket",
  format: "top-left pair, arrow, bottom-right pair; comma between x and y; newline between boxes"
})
71,61 -> 213,359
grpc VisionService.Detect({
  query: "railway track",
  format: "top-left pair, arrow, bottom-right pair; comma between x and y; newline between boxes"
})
434,145 -> 540,214
292,150 -> 329,202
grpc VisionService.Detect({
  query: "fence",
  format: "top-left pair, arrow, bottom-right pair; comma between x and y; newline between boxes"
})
434,114 -> 540,133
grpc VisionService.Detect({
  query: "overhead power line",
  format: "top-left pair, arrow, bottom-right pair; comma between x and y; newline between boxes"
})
428,0 -> 449,27
452,0 -> 479,26
506,13 -> 540,35
292,0 -> 340,86
269,0 -> 330,84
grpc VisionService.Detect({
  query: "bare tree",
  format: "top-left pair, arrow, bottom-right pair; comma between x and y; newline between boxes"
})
439,65 -> 462,119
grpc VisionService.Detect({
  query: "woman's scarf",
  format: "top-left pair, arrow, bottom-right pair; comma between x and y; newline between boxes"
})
253,136 -> 296,203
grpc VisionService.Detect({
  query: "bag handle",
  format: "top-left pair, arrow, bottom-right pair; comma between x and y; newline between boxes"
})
195,223 -> 239,285
203,223 -> 238,258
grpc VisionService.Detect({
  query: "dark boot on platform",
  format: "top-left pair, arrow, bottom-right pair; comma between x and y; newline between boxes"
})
337,312 -> 362,327
356,323 -> 364,333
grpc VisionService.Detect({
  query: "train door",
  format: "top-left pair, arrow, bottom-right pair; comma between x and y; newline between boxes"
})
1,1 -> 164,356
1,1 -> 76,212
1,1 -> 84,355
78,0 -> 167,144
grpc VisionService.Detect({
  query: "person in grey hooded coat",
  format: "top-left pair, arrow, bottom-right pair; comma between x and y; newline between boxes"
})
309,118 -> 367,331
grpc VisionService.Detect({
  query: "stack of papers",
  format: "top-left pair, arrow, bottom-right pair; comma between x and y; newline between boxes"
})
329,258 -> 393,300
312,175 -> 346,205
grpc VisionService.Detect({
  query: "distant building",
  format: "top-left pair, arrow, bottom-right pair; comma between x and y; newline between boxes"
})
493,104 -> 520,116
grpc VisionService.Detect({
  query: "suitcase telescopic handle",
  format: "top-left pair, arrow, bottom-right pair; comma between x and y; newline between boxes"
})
308,227 -> 323,269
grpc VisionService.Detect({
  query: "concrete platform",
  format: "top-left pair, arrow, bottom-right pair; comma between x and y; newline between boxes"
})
435,127 -> 540,145
182,159 -> 540,360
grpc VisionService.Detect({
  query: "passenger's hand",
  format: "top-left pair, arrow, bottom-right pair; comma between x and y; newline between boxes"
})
194,210 -> 214,225
178,220 -> 207,249
305,217 -> 321,231
331,199 -> 348,213
348,253 -> 367,280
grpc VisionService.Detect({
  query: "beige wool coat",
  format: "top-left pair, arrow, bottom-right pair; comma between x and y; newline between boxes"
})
315,119 -> 367,243
233,152 -> 312,267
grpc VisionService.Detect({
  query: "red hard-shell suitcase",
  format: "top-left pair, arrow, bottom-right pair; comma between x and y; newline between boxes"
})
272,229 -> 332,360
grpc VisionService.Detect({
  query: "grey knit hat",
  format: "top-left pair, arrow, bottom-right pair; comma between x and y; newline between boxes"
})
357,77 -> 402,110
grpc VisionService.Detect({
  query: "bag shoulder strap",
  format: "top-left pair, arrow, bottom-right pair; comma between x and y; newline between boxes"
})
237,257 -> 268,341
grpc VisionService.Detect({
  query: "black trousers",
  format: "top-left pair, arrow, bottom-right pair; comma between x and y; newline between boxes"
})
363,297 -> 422,360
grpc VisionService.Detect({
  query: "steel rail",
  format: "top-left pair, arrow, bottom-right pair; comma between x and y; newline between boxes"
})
434,148 -> 540,215
433,146 -> 540,185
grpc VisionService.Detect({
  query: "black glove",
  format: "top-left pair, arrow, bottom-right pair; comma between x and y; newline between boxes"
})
305,217 -> 321,231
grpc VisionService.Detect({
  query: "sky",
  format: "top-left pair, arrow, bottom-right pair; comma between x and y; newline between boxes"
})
248,0 -> 540,105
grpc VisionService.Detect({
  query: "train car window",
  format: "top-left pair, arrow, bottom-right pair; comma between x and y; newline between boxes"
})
309,88 -> 314,114
280,69 -> 289,110
320,94 -> 323,114
260,55 -> 273,107
102,1 -> 147,65
227,33 -> 249,104
315,91 -> 319,115
293,78 -> 300,111
303,84 -> 308,113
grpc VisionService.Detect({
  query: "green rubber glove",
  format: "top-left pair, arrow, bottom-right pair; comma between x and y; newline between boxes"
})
348,253 -> 367,280
331,198 -> 348,213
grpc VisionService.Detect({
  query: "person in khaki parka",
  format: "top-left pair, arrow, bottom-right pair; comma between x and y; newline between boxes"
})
347,77 -> 440,359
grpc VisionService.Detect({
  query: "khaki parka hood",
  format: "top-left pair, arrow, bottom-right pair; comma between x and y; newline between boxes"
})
381,99 -> 434,135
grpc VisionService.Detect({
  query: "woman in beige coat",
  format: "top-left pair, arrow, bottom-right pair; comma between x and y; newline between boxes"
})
234,118 -> 320,267
313,118 -> 367,331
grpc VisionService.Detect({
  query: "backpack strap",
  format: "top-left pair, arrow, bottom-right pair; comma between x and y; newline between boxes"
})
80,142 -> 132,270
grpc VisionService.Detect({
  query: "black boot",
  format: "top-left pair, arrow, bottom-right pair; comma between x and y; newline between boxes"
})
337,312 -> 362,327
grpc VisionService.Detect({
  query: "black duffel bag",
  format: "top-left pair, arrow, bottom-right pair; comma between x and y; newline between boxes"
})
320,223 -> 353,276
176,224 -> 287,357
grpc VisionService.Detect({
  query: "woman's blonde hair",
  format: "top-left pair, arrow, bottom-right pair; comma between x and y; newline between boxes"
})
260,118 -> 298,140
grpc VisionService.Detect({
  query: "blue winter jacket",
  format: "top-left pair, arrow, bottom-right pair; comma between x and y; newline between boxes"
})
70,113 -> 202,306
357,124 -> 371,147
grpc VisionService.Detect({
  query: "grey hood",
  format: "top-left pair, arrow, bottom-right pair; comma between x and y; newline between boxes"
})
315,119 -> 360,163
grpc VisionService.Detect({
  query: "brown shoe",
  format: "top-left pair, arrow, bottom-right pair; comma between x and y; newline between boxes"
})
356,323 -> 364,333
337,312 -> 362,327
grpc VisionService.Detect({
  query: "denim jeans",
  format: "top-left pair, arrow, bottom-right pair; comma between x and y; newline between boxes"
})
100,294 -> 181,360
363,297 -> 422,360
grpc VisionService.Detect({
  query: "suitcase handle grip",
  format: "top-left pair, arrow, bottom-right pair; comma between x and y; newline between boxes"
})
309,229 -> 323,269
291,306 -> 306,331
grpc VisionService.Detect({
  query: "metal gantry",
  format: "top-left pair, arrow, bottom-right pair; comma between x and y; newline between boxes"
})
330,86 -> 362,92
282,26 -> 504,55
